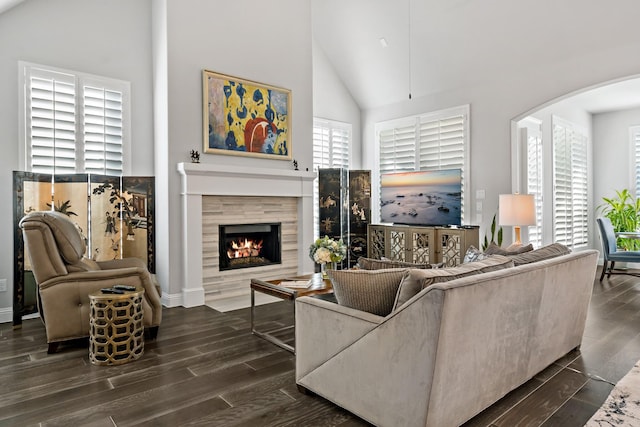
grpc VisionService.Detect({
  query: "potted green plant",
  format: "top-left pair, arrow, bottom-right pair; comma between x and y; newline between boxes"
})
482,213 -> 503,250
598,189 -> 640,250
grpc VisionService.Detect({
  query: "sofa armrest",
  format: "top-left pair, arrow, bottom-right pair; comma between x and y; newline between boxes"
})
39,267 -> 162,327
295,296 -> 382,380
97,258 -> 162,297
295,289 -> 446,427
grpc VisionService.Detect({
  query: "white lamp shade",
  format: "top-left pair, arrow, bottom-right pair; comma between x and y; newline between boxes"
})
499,194 -> 536,226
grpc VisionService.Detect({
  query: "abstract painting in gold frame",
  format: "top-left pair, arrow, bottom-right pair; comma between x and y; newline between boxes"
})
203,70 -> 292,160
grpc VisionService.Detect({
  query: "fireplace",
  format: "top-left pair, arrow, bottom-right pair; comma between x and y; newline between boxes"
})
218,223 -> 282,271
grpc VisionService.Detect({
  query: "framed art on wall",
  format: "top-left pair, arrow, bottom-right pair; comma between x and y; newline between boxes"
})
203,70 -> 292,160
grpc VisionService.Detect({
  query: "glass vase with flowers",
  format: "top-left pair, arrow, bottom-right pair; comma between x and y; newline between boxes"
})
309,236 -> 347,278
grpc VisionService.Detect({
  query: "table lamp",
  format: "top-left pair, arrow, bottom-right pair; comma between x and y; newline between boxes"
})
499,193 -> 536,245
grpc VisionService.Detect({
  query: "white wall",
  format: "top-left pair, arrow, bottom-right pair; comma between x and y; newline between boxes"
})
593,107 -> 640,210
159,0 -> 313,302
312,38 -> 362,167
0,0 -> 154,320
361,21 -> 640,246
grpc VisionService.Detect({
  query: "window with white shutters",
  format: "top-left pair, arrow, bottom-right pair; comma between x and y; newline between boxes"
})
632,126 -> 640,199
519,118 -> 544,248
83,86 -> 124,175
552,117 -> 588,249
526,129 -> 544,248
379,118 -> 417,174
312,118 -> 351,238
376,105 -> 469,220
20,62 -> 130,175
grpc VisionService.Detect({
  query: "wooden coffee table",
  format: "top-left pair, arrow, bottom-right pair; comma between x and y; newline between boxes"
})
250,273 -> 333,353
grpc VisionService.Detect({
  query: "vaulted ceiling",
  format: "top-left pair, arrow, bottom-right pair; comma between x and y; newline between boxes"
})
312,0 -> 640,113
3,0 -> 639,114
0,0 -> 23,15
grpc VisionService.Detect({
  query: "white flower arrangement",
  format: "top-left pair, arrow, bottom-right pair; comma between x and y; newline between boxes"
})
309,236 -> 347,265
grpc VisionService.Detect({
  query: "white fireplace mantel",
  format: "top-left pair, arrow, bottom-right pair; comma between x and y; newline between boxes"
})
176,162 -> 316,307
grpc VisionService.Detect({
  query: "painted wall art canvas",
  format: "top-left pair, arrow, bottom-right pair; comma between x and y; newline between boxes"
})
203,70 -> 292,160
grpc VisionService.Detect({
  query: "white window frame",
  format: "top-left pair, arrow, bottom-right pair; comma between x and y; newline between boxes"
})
373,104 -> 470,224
630,125 -> 640,198
552,115 -> 589,249
312,118 -> 352,239
19,61 -> 131,175
518,117 -> 544,248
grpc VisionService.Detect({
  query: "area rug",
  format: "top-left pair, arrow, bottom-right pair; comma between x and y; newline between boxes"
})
585,360 -> 640,426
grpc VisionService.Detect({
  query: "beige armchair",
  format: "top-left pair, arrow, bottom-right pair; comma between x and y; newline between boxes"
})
19,211 -> 162,353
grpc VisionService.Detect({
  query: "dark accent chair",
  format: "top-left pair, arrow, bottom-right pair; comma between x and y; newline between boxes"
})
596,217 -> 640,281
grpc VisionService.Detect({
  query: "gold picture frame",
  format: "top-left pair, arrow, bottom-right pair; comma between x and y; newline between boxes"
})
202,70 -> 292,160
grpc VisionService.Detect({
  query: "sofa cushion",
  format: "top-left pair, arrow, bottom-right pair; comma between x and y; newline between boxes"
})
328,268 -> 407,316
507,243 -> 570,266
392,255 -> 514,311
463,245 -> 489,263
357,257 -> 431,270
484,242 -> 534,256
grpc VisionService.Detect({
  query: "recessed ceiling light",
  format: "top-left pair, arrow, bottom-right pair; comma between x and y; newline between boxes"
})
379,38 -> 388,48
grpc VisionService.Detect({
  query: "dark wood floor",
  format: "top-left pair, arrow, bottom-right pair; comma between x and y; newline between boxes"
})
1,268 -> 640,426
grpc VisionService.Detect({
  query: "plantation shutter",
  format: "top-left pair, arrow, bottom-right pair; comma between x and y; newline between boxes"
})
22,62 -> 129,176
312,119 -> 350,169
418,115 -> 465,170
27,68 -> 77,174
379,120 -> 417,173
553,118 -> 588,249
633,126 -> 640,199
526,129 -> 544,248
312,118 -> 351,238
313,125 -> 331,168
83,86 -> 124,175
571,132 -> 589,247
377,106 -> 469,221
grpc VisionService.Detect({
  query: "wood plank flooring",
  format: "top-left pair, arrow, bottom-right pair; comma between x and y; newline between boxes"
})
2,268 -> 640,426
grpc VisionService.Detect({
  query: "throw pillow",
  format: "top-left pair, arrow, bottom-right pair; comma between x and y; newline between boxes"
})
328,268 -> 408,316
357,257 -> 431,270
484,242 -> 534,256
507,243 -> 570,266
392,255 -> 514,311
462,245 -> 489,263
505,243 -> 534,253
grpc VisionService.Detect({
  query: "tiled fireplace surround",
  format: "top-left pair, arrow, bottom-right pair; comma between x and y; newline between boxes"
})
177,162 -> 316,307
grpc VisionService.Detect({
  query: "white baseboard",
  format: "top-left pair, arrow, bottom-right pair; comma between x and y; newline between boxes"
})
0,308 -> 40,324
160,290 -> 205,308
162,292 -> 183,308
0,307 -> 12,324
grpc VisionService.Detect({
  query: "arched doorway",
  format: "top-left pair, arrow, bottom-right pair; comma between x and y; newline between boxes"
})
510,75 -> 640,249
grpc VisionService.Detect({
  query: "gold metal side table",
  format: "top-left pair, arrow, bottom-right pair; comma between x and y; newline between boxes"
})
88,287 -> 145,365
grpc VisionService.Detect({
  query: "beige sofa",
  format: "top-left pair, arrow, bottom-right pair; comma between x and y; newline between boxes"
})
295,249 -> 599,427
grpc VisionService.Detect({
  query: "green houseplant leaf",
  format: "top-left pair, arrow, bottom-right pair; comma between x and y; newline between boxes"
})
598,189 -> 640,250
482,213 -> 503,250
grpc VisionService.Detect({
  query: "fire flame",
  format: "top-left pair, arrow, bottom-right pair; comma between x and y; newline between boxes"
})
227,238 -> 263,259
